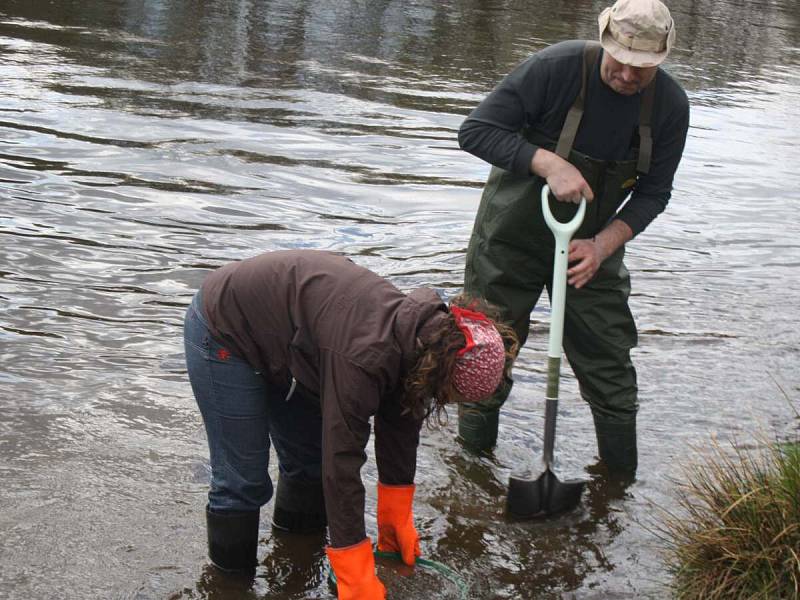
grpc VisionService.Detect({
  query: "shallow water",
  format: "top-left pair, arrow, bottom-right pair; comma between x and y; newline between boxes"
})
1,1 -> 798,599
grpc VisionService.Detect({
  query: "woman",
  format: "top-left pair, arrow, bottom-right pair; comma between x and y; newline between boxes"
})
183,249 -> 517,599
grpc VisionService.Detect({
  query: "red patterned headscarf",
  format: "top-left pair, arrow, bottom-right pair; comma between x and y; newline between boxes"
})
450,306 -> 505,402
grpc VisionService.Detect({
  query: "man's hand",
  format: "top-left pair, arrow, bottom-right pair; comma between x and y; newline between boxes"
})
567,220 -> 634,288
567,238 -> 604,288
531,148 -> 594,203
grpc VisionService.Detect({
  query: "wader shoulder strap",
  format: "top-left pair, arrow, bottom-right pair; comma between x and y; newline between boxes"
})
555,42 -> 601,160
637,77 -> 656,173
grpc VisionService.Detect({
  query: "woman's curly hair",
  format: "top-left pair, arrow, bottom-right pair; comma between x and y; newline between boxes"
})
403,294 -> 519,425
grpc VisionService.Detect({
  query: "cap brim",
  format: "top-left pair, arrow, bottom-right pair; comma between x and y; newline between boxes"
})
600,30 -> 667,67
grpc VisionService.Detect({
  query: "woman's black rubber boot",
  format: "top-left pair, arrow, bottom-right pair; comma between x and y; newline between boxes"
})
271,475 -> 327,534
206,505 -> 260,572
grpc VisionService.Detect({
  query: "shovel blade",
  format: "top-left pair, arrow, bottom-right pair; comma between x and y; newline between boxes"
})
506,468 -> 585,519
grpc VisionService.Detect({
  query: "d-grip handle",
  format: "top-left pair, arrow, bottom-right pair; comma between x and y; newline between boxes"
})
541,184 -> 586,243
540,184 -> 586,360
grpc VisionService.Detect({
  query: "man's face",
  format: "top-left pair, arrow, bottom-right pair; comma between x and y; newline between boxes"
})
600,52 -> 658,95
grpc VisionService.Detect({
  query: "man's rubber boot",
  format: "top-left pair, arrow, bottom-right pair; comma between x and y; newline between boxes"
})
206,505 -> 260,573
457,403 -> 500,453
271,475 -> 327,534
593,415 -> 638,482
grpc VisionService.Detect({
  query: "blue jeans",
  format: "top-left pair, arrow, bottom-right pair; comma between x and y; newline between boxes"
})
184,291 -> 323,512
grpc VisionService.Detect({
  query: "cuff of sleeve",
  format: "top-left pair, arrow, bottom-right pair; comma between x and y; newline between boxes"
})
327,537 -> 373,553
614,214 -> 646,238
377,482 -> 415,489
513,142 -> 538,177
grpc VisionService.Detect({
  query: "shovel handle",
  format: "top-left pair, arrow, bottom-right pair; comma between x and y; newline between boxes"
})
541,185 -> 585,467
541,185 -> 587,242
541,185 -> 586,359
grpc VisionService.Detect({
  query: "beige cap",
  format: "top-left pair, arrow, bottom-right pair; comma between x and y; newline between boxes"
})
598,0 -> 676,67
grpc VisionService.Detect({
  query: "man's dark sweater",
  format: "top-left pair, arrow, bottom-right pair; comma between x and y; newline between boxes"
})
459,40 -> 689,236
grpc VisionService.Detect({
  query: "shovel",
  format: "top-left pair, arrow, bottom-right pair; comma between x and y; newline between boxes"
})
506,184 -> 587,519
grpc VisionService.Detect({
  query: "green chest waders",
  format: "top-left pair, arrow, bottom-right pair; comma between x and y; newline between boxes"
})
459,42 -> 653,472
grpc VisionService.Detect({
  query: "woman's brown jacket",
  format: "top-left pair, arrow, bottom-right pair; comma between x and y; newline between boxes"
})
202,249 -> 447,547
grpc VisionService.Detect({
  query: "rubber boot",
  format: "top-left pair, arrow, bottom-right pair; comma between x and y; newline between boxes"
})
457,403 -> 500,453
271,475 -> 327,534
206,505 -> 260,573
593,415 -> 638,482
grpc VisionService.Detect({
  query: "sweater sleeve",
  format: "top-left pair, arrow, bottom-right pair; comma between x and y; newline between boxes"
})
458,54 -> 548,177
616,78 -> 690,236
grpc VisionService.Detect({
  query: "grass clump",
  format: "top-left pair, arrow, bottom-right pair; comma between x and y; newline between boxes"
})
660,437 -> 800,599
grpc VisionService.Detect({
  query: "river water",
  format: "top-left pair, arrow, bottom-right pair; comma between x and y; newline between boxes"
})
1,1 -> 798,599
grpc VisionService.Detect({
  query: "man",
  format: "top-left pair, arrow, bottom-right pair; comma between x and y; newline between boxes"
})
457,0 -> 689,479
183,249 -> 517,599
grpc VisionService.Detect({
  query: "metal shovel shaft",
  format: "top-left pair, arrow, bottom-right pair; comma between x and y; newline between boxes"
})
542,357 -> 560,467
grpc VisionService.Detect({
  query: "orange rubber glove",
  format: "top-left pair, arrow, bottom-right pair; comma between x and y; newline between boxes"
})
325,538 -> 386,600
376,482 -> 421,566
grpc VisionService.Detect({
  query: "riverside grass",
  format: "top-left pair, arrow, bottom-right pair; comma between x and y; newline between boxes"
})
659,436 -> 800,600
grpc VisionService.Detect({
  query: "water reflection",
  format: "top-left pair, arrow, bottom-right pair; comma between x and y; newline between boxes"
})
3,0 -> 799,98
424,449 -> 643,599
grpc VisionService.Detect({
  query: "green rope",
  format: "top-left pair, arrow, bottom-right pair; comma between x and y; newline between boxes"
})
327,550 -> 469,599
